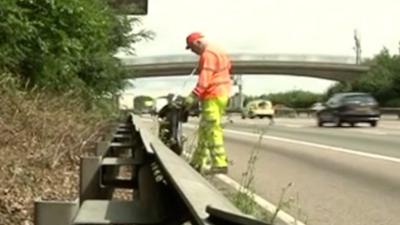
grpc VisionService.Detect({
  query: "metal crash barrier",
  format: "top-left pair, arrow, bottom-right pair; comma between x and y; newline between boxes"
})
34,114 -> 270,225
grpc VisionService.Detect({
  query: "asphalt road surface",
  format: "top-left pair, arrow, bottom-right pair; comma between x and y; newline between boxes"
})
181,116 -> 400,225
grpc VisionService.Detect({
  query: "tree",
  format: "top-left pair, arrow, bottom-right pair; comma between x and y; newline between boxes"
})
352,48 -> 400,106
324,81 -> 352,100
0,0 -> 153,96
243,91 -> 323,108
266,90 -> 323,108
323,47 -> 400,107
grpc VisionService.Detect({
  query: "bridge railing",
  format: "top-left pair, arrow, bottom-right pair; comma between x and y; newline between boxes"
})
120,53 -> 358,65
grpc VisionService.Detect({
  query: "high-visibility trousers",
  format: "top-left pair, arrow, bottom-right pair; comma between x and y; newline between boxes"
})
190,96 -> 228,170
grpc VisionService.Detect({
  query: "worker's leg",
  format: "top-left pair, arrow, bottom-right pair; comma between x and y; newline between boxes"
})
190,106 -> 211,171
202,97 -> 229,169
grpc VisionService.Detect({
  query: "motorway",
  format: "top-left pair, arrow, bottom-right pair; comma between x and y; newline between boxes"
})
180,117 -> 400,225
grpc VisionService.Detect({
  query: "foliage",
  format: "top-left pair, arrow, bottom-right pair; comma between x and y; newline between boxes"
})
244,47 -> 400,108
325,48 -> 400,106
324,82 -> 352,101
232,127 -> 266,215
0,73 -> 114,225
0,0 -> 153,96
108,0 -> 148,14
0,2 -> 152,223
266,91 -> 323,108
243,90 -> 323,108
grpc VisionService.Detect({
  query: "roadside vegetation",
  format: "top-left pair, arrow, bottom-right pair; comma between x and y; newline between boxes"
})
0,0 -> 153,94
244,91 -> 323,109
231,126 -> 266,215
243,48 -> 400,108
229,126 -> 307,225
0,1 -> 152,224
184,122 -> 307,224
326,49 -> 400,107
0,74 -> 115,224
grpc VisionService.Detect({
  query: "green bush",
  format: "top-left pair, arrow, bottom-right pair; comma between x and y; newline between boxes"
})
324,48 -> 400,107
0,0 -> 153,96
384,98 -> 400,107
244,91 -> 323,108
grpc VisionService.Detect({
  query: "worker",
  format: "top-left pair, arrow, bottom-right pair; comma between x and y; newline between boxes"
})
184,32 -> 232,174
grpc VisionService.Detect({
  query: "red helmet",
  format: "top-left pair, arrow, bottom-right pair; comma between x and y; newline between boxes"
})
185,32 -> 204,49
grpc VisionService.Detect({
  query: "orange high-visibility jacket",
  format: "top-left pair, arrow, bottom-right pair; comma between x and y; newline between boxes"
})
192,44 -> 232,100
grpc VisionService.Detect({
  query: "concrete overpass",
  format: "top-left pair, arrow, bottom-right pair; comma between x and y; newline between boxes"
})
120,54 -> 369,81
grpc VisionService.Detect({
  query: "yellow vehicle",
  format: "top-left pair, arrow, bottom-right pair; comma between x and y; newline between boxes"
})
241,99 -> 275,119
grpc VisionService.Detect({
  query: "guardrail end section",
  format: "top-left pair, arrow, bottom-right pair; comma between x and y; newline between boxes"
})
34,199 -> 79,225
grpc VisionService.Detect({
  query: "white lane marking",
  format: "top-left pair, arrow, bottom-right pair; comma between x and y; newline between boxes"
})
141,117 -> 304,224
281,124 -> 304,128
226,129 -> 400,164
215,174 -> 306,225
183,124 -> 400,164
143,119 -> 400,163
144,118 -> 400,225
245,121 -> 304,128
351,129 -> 387,135
239,121 -> 388,134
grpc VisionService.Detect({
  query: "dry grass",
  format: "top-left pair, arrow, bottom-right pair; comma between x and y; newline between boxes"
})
0,74 -> 115,225
231,126 -> 266,215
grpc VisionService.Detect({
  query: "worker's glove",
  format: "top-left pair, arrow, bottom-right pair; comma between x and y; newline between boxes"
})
184,93 -> 196,109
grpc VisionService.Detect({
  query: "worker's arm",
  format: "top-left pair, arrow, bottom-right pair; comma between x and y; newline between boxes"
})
192,52 -> 216,97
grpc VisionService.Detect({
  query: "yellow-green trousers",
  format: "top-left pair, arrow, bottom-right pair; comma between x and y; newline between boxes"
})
190,96 -> 228,170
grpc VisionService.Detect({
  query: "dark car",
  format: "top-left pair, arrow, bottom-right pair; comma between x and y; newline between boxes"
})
317,92 -> 380,127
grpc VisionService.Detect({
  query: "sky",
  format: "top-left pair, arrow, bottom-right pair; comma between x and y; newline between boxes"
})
118,0 -> 400,97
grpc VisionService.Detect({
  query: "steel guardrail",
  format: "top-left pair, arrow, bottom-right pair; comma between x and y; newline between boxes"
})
34,115 -> 271,225
130,114 -> 269,225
